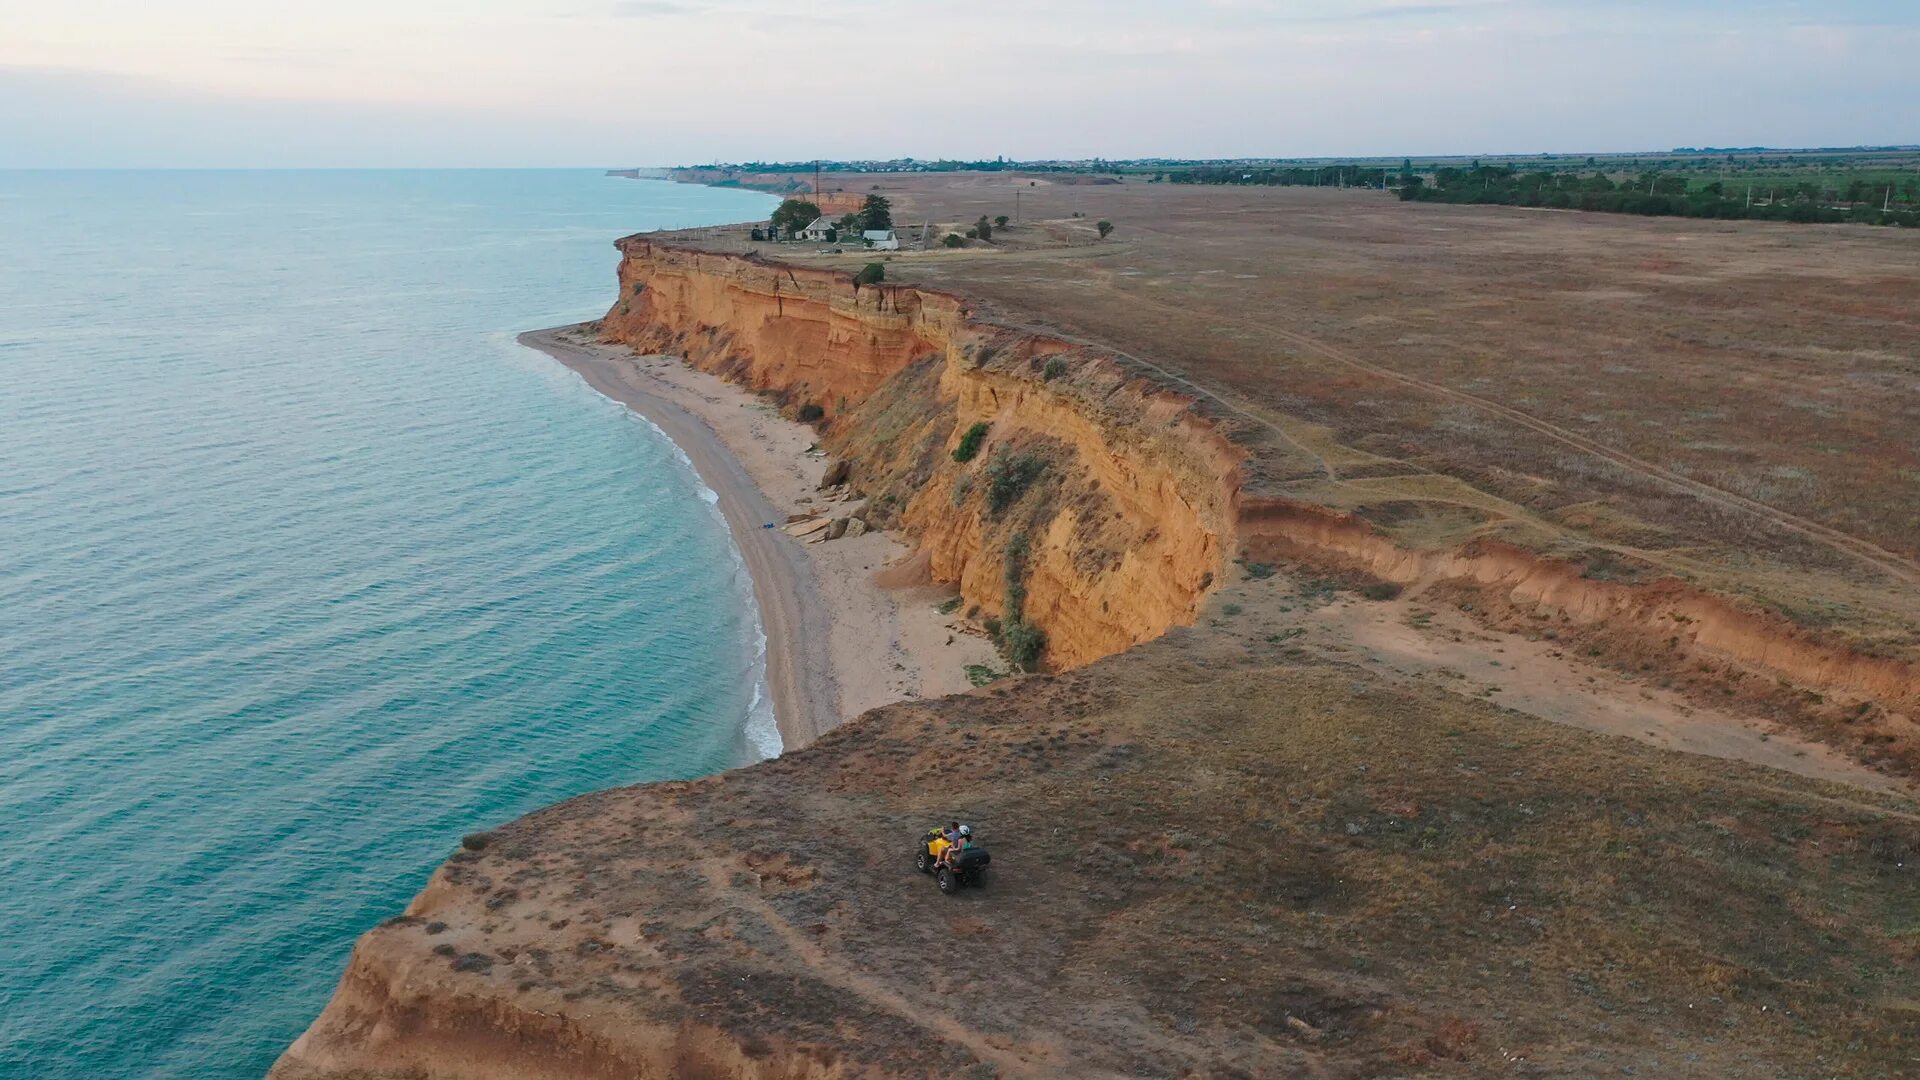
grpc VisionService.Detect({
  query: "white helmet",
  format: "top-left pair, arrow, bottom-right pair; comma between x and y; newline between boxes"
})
957,824 -> 972,838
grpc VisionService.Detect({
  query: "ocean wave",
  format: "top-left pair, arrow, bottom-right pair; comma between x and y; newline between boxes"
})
561,365 -> 783,762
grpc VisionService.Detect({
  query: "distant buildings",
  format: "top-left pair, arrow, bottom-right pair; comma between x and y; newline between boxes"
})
862,229 -> 900,251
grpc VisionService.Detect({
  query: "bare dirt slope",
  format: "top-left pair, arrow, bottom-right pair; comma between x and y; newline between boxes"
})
275,631 -> 1920,1079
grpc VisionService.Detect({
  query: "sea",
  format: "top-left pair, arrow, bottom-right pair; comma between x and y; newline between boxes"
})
0,170 -> 780,1077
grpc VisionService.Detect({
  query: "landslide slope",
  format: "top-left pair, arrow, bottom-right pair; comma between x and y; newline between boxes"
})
275,632 -> 1920,1079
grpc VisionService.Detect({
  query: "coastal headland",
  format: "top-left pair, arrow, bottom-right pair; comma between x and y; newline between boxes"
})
276,174 -> 1920,1077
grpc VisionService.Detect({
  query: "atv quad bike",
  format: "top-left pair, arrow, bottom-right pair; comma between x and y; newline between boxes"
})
916,828 -> 991,894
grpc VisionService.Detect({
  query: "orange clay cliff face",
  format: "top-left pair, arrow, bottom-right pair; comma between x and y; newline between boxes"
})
598,241 -> 1920,718
601,240 -> 1244,668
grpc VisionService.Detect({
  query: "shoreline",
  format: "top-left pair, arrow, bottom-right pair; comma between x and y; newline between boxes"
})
519,324 -> 994,751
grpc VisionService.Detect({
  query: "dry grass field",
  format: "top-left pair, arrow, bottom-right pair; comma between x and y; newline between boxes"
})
692,175 -> 1920,659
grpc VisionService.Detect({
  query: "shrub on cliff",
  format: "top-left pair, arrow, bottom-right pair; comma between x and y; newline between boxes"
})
985,451 -> 1047,514
1002,531 -> 1032,619
1042,357 -> 1067,381
853,262 -> 885,287
952,421 -> 990,462
1000,619 -> 1046,672
797,403 -> 825,423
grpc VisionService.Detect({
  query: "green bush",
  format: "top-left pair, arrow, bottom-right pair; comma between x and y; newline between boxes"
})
1096,220 -> 1114,239
1002,532 -> 1031,619
853,262 -> 885,287
1001,620 -> 1046,672
1042,357 -> 1067,381
770,198 -> 820,236
952,421 -> 990,462
985,451 -> 1046,514
796,403 -> 825,423
942,233 -> 965,248
994,215 -> 1009,228
975,215 -> 993,241
965,663 -> 1006,687
965,227 -> 979,239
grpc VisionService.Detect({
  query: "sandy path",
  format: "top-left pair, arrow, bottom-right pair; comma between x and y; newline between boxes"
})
1250,587 -> 1913,795
520,325 -> 995,751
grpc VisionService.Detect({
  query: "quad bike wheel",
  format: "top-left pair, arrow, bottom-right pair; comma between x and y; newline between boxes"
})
937,867 -> 959,894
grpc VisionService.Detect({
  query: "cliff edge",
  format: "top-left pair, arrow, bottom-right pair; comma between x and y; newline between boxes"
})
274,634 -> 1920,1078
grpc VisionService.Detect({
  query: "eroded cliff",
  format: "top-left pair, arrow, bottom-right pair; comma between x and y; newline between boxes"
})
602,241 -> 1241,668
598,241 -> 1920,731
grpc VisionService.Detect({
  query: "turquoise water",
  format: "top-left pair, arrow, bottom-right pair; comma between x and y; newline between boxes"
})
0,171 -> 778,1076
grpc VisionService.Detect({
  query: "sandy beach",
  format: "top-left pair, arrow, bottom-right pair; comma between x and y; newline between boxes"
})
519,324 -> 996,751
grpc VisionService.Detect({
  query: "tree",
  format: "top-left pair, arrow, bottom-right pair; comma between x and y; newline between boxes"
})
1096,220 -> 1113,239
994,215 -> 1009,228
769,198 -> 819,237
942,233 -> 965,248
975,215 -> 993,241
860,194 -> 893,232
853,262 -> 885,287
824,226 -> 838,243
1397,175 -> 1424,201
836,212 -> 861,233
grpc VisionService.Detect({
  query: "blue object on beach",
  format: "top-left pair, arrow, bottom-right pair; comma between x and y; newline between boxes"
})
764,522 -> 776,528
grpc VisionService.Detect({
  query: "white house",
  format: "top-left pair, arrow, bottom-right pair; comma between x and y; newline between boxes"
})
798,216 -> 834,242
862,229 -> 900,251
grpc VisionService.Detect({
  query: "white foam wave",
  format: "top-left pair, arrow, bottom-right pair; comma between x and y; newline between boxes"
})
556,363 -> 783,761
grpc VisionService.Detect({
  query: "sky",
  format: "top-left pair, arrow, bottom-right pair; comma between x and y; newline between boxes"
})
1,0 -> 1915,167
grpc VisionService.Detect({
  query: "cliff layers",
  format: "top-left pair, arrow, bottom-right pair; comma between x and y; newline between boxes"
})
600,241 -> 1920,734
602,241 -> 1242,668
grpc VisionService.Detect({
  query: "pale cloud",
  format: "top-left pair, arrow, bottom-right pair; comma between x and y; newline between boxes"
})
1,0 -> 1914,166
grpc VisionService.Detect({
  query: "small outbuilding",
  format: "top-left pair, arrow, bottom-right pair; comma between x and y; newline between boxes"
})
862,229 -> 900,251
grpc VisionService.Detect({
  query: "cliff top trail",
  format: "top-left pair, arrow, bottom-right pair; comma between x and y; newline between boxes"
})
275,636 -> 1920,1078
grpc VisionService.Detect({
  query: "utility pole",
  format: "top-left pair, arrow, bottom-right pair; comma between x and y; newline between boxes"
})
1015,189 -> 1021,222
